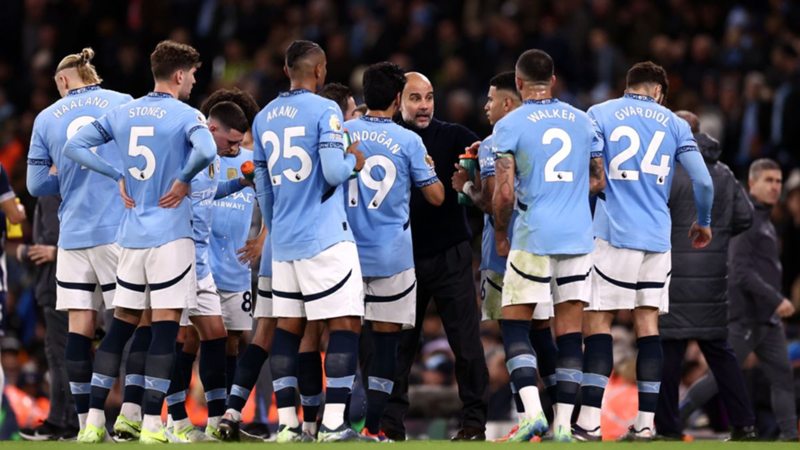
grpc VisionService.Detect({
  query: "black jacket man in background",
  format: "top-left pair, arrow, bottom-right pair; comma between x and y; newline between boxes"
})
655,111 -> 756,440
381,72 -> 489,441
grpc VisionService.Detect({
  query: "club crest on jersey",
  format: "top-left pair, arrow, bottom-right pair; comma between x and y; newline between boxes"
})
209,160 -> 219,179
197,114 -> 207,124
329,114 -> 342,131
227,168 -> 238,180
424,153 -> 434,167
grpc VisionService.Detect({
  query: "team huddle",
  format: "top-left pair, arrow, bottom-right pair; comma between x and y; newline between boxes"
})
26,37 -> 714,444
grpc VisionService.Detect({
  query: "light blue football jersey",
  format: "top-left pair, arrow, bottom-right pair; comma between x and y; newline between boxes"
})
343,116 -> 438,277
27,85 -> 132,249
210,149 -> 259,291
252,89 -> 354,261
477,136 -> 511,274
90,92 -> 211,249
191,156 -> 220,281
493,98 -> 602,256
588,93 -> 699,252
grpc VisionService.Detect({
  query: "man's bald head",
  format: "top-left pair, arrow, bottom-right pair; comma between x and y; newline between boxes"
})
284,40 -> 327,90
401,72 -> 434,129
676,110 -> 700,133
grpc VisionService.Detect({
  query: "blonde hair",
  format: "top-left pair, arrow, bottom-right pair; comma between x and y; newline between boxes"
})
56,48 -> 102,85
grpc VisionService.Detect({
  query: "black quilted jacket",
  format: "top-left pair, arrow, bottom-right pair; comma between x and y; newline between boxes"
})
659,133 -> 754,341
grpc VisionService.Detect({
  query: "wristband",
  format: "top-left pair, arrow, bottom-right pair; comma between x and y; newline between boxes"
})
463,180 -> 474,194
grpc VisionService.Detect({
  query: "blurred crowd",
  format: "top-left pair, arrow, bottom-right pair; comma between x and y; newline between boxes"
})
1,0 -> 800,438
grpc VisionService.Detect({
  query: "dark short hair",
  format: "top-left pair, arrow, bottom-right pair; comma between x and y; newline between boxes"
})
363,62 -> 406,111
209,101 -> 248,134
285,40 -> 322,69
318,83 -> 353,114
516,50 -> 554,84
749,158 -> 781,181
490,71 -> 520,99
150,40 -> 201,81
201,88 -> 260,127
626,61 -> 669,97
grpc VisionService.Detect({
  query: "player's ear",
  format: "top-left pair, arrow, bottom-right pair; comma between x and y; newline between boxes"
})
515,76 -> 524,93
283,65 -> 290,79
174,69 -> 184,86
551,75 -> 556,87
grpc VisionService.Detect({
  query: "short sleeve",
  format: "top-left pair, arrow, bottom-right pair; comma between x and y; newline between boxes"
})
478,139 -> 495,179
590,118 -> 604,159
184,108 -> 209,139
492,117 -> 519,157
318,103 -> 345,152
674,115 -> 699,161
28,115 -> 52,165
408,134 -> 438,187
0,165 -> 15,203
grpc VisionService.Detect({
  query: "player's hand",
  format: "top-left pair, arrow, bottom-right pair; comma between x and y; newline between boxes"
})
158,179 -> 190,209
495,234 -> 510,258
16,202 -> 26,221
452,164 -> 469,193
464,141 -> 481,156
688,222 -> 712,249
119,178 -> 135,209
29,245 -> 57,265
239,176 -> 255,189
347,140 -> 365,172
236,233 -> 266,268
776,298 -> 796,318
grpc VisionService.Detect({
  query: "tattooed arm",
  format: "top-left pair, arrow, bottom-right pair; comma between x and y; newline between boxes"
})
589,157 -> 606,196
493,153 -> 516,257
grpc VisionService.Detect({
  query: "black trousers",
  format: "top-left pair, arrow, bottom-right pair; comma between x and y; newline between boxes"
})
381,240 -> 489,434
655,339 -> 754,437
44,307 -> 78,429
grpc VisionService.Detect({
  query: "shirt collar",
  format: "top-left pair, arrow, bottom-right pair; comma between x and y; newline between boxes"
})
147,91 -> 174,99
360,115 -> 393,123
279,89 -> 312,97
67,85 -> 101,96
523,98 -> 559,105
624,93 -> 656,103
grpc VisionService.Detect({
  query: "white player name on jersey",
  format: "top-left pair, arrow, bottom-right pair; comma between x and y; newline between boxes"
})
526,109 -> 576,123
613,106 -> 670,127
348,130 -> 403,154
266,105 -> 298,121
128,106 -> 167,119
52,97 -> 110,119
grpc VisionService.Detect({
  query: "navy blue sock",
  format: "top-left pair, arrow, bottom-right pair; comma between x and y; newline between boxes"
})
365,331 -> 399,434
511,382 -> 524,414
555,333 -> 583,406
325,331 -> 359,406
636,335 -> 663,413
226,355 -> 237,395
123,326 -> 152,406
166,344 -> 189,421
228,344 -> 269,412
501,320 -> 539,392
269,328 -> 301,409
581,334 -> 613,409
200,338 -> 227,418
298,352 -> 323,424
531,326 -> 558,405
89,318 -> 137,410
65,333 -> 93,416
142,321 -> 179,416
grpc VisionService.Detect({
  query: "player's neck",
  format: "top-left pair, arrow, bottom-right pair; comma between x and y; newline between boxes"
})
521,86 -> 553,102
625,88 -> 653,99
365,109 -> 393,119
152,81 -> 180,99
289,79 -> 317,93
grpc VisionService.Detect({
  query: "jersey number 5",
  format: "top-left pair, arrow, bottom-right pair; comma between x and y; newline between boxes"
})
608,126 -> 670,185
128,126 -> 157,181
263,126 -> 311,185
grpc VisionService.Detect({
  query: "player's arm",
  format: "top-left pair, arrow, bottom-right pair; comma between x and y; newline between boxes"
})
319,107 -> 363,186
589,157 -> 606,195
452,164 -> 489,213
493,152 -> 515,258
411,138 -> 444,206
63,117 -> 123,181
237,219 -> 267,268
214,177 -> 249,199
26,117 -> 60,197
253,125 -> 275,232
0,166 -> 23,224
677,148 -> 714,249
159,116 -> 217,208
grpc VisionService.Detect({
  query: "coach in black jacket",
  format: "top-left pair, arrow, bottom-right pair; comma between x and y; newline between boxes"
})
655,112 -> 756,440
679,157 -> 800,441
